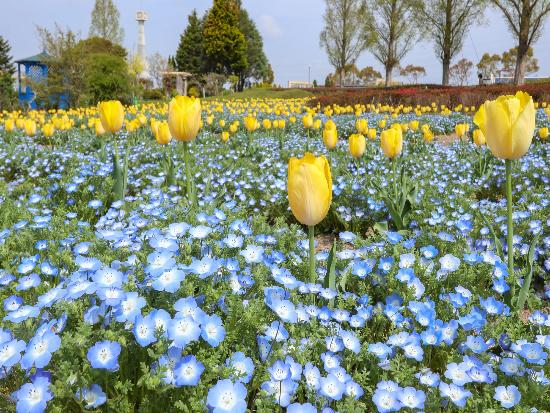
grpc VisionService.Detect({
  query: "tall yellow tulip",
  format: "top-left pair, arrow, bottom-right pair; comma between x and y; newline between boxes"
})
367,128 -> 377,140
156,122 -> 172,145
302,114 -> 313,129
24,119 -> 37,136
42,123 -> 55,138
380,128 -> 403,158
356,119 -> 368,134
98,100 -> 125,133
455,123 -> 467,138
323,128 -> 338,150
4,118 -> 14,132
288,153 -> 332,283
349,134 -> 366,158
168,96 -> 201,142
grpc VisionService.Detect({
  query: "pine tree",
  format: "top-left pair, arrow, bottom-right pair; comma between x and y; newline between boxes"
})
0,36 -> 15,109
175,10 -> 206,75
203,0 -> 247,76
237,8 -> 270,89
89,0 -> 124,45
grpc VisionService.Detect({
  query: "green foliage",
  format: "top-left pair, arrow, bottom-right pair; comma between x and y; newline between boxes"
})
203,0 -> 248,75
89,0 -> 124,45
0,35 -> 15,110
237,8 -> 271,89
84,52 -> 131,102
175,9 -> 207,75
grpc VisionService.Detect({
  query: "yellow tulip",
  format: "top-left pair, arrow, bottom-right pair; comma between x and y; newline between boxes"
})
168,96 -> 202,142
42,123 -> 55,137
287,152 -> 332,226
262,119 -> 272,129
206,115 -> 214,125
409,120 -> 419,131
95,119 -> 106,136
473,129 -> 486,146
4,118 -> 14,132
378,119 -> 387,128
273,120 -> 280,129
455,123 -> 467,138
539,127 -> 548,140
324,119 -> 336,131
24,119 -> 37,136
98,100 -> 125,133
244,115 -> 259,132
475,91 -> 535,160
221,131 -> 230,142
156,122 -> 172,145
219,119 -> 226,128
312,119 -> 322,130
323,128 -> 338,150
356,119 -> 368,134
348,134 -> 366,158
423,130 -> 434,142
380,128 -> 403,158
302,114 -> 313,129
278,119 -> 286,129
367,128 -> 377,140
229,123 -> 238,133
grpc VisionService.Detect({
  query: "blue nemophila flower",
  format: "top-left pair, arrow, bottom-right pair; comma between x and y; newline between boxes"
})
87,341 -> 121,371
201,314 -> 226,347
340,330 -> 360,354
75,384 -> 107,409
268,359 -> 291,381
378,257 -> 394,273
239,244 -> 264,264
88,199 -> 103,209
420,245 -> 438,259
261,378 -> 297,407
20,331 -> 61,369
351,259 -> 374,278
0,338 -> 26,368
4,295 -> 23,312
386,231 -> 403,244
189,225 -> 212,239
372,387 -> 402,413
207,379 -> 247,413
264,321 -> 288,342
174,297 -> 206,323
464,335 -> 489,354
188,256 -> 220,279
319,373 -> 346,401
152,267 -> 186,293
398,386 -> 425,410
146,251 -> 176,276
222,234 -> 244,249
226,352 -> 254,384
4,305 -> 40,323
93,267 -> 124,289
439,382 -> 472,407
303,362 -> 321,390
75,256 -> 102,272
174,354 -> 205,387
115,292 -> 146,323
133,315 -> 156,347
439,254 -> 460,272
14,376 -> 53,413
287,403 -> 316,413
149,235 -> 179,252
416,368 -> 440,387
270,299 -> 298,323
17,273 -> 41,291
169,316 -> 201,348
515,342 -> 548,365
494,385 -> 521,409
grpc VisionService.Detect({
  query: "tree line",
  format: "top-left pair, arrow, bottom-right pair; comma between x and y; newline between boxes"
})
320,0 -> 550,86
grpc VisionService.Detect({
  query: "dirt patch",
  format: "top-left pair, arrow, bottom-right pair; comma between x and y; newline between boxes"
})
436,133 -> 470,146
315,234 -> 335,252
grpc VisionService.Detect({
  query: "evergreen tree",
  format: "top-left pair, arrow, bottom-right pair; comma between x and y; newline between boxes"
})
237,8 -> 271,89
203,0 -> 247,76
0,36 -> 15,109
89,0 -> 124,45
175,10 -> 206,74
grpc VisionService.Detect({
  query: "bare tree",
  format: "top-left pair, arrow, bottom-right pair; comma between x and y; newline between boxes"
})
399,64 -> 426,83
414,0 -> 486,85
148,53 -> 168,89
320,0 -> 372,87
36,24 -> 80,59
491,0 -> 550,84
449,58 -> 473,85
367,0 -> 419,86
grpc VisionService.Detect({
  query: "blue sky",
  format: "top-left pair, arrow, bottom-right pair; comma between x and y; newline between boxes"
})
2,0 -> 549,86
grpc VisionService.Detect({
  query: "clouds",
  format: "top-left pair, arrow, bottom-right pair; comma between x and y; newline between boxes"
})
257,14 -> 282,39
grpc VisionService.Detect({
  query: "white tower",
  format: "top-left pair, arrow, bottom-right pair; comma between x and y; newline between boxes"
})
136,11 -> 150,80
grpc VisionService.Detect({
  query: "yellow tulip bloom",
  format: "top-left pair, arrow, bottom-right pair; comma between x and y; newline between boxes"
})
221,131 -> 230,142
262,119 -> 272,129
42,123 -> 55,137
156,122 -> 172,145
409,120 -> 419,131
367,128 -> 377,140
4,118 -> 14,132
95,119 -> 106,136
24,119 -> 37,136
324,119 -> 336,131
473,129 -> 486,146
455,123 -> 468,138
98,100 -> 125,133
287,152 -> 332,226
168,96 -> 202,142
380,128 -> 403,158
355,119 -> 368,134
475,91 -> 535,160
323,128 -> 338,150
302,114 -> 313,129
539,127 -> 548,140
348,134 -> 366,158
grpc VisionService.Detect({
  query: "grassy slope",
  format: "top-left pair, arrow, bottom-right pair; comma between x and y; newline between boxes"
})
208,88 -> 314,100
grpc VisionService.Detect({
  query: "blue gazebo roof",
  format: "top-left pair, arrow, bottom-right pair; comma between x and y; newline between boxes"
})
15,52 -> 50,65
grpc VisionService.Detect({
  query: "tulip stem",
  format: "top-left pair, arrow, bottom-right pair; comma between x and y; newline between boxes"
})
505,159 -> 515,300
392,157 -> 397,198
183,141 -> 193,203
308,225 -> 316,284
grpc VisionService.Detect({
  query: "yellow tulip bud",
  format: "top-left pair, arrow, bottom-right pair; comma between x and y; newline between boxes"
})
475,91 -> 535,160
229,123 -> 238,133
24,119 -> 37,136
287,152 -> 332,226
42,123 -> 55,137
219,119 -> 226,128
355,119 -> 368,134
455,123 -> 467,138
323,128 -> 338,150
380,128 -> 403,158
168,96 -> 202,142
262,119 -> 272,129
278,119 -> 286,129
206,115 -> 214,125
302,114 -> 313,129
98,100 -> 125,133
539,127 -> 548,140
312,119 -> 322,130
324,119 -> 336,131
378,119 -> 387,128
244,115 -> 259,132
367,128 -> 377,140
473,129 -> 486,146
423,130 -> 434,142
4,118 -> 14,132
221,131 -> 230,142
409,120 -> 419,131
348,134 -> 366,158
156,122 -> 172,145
273,120 -> 279,129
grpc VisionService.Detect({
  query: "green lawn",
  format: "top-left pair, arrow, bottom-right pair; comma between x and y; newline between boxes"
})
208,88 -> 314,100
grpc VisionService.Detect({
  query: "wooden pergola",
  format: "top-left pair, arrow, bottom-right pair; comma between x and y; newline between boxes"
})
161,71 -> 192,96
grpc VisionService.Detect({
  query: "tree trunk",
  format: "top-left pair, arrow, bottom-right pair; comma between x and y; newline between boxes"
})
442,57 -> 451,86
385,65 -> 392,88
513,40 -> 528,85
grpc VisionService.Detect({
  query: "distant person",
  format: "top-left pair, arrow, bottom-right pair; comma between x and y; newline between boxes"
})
478,73 -> 483,86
